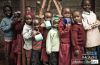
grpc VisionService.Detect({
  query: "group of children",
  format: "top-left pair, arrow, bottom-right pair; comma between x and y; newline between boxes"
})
0,0 -> 100,65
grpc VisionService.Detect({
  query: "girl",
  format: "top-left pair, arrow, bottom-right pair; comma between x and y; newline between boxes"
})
71,10 -> 86,65
46,16 -> 60,65
25,6 -> 35,19
0,5 -> 13,65
58,7 -> 72,65
81,0 -> 100,64
31,19 -> 43,65
11,11 -> 24,65
22,14 -> 33,65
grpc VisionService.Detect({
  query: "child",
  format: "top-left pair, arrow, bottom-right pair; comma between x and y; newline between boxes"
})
58,7 -> 72,65
71,10 -> 86,65
25,6 -> 35,19
0,5 -> 13,65
81,0 -> 100,63
46,16 -> 60,65
31,19 -> 43,65
22,14 -> 33,65
40,11 -> 53,65
11,11 -> 24,65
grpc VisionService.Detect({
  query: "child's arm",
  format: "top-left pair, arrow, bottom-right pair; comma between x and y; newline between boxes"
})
46,30 -> 52,54
0,19 -> 12,32
82,19 -> 92,30
71,27 -> 80,52
91,20 -> 100,29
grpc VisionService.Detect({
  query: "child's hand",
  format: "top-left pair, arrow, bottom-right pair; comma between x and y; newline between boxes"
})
74,50 -> 80,56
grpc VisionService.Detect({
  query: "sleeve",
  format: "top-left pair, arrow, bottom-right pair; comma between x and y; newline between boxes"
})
46,30 -> 52,54
71,27 -> 80,50
0,19 -> 12,32
22,27 -> 32,39
82,19 -> 92,30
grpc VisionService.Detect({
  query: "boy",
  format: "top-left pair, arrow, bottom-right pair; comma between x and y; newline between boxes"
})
46,16 -> 60,65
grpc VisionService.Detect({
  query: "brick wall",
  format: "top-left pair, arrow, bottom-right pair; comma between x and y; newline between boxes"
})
95,0 -> 100,18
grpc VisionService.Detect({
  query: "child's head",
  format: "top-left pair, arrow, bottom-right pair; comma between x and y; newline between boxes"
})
3,5 -> 13,18
26,6 -> 32,13
81,0 -> 92,12
44,11 -> 52,21
72,10 -> 82,23
14,11 -> 21,18
52,19 -> 59,28
25,15 -> 33,25
61,7 -> 71,18
52,15 -> 59,28
34,19 -> 40,28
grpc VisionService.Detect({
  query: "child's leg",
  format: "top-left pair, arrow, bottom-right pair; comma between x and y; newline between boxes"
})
49,52 -> 58,65
26,50 -> 32,65
4,41 -> 13,65
31,50 -> 43,65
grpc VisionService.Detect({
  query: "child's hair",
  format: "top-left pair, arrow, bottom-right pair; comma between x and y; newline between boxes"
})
3,5 -> 12,14
72,10 -> 82,16
25,6 -> 32,9
44,11 -> 52,17
61,7 -> 72,14
81,0 -> 92,7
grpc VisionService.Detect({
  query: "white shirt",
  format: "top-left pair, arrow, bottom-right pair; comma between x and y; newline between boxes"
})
46,28 -> 60,54
82,11 -> 100,47
22,23 -> 33,50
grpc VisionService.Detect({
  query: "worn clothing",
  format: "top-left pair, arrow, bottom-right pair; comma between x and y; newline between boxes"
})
49,52 -> 59,65
22,23 -> 33,50
0,17 -> 13,41
58,18 -> 71,65
11,20 -> 24,65
46,28 -> 60,54
31,50 -> 42,65
71,23 -> 86,65
41,27 -> 49,64
82,11 -> 100,47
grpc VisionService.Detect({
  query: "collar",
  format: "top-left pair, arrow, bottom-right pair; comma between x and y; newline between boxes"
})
82,11 -> 93,15
25,23 -> 32,28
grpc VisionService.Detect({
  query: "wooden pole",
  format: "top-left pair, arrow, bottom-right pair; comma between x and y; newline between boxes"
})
47,0 -> 52,11
20,0 -> 25,17
39,0 -> 46,17
53,0 -> 61,16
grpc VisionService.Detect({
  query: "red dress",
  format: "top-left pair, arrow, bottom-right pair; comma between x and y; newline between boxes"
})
11,19 -> 24,65
58,19 -> 71,65
71,23 -> 86,65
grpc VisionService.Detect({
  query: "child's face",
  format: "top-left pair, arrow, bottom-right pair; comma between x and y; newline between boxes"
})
82,0 -> 91,12
26,7 -> 31,12
62,8 -> 71,18
4,7 -> 12,17
25,15 -> 33,25
44,12 -> 52,21
34,20 -> 40,28
72,11 -> 82,23
53,21 -> 59,28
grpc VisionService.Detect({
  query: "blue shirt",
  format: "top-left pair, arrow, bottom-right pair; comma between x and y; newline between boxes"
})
0,17 -> 13,41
